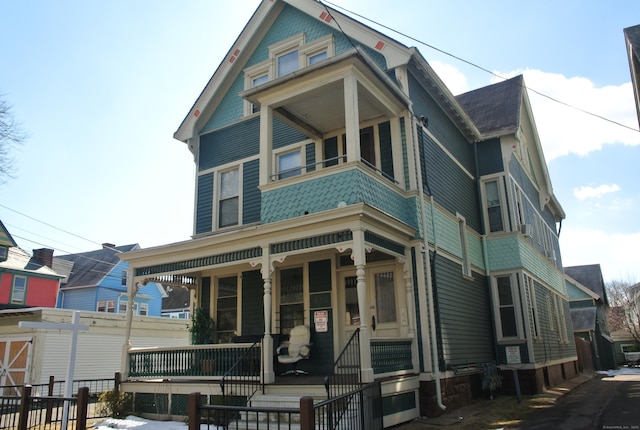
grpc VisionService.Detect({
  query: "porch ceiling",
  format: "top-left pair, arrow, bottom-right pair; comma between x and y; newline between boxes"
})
241,49 -> 410,135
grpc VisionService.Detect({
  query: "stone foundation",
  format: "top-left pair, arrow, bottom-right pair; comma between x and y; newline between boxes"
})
500,360 -> 579,395
419,373 -> 482,417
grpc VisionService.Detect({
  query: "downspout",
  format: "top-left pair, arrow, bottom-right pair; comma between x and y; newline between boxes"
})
410,114 -> 446,411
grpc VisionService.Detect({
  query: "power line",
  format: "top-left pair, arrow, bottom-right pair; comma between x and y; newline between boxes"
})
322,0 -> 640,134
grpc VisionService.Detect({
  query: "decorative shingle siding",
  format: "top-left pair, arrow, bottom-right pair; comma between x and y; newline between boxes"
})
199,117 -> 260,171
261,169 -> 416,226
408,73 -> 474,172
195,172 -> 213,234
468,233 -> 485,271
201,4 -> 387,134
476,138 -> 503,176
242,159 -> 261,224
418,128 -> 481,232
432,254 -> 493,366
486,236 -> 565,295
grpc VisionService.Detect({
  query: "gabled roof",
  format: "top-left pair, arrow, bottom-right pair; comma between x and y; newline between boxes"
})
54,244 -> 139,289
564,264 -> 609,306
456,75 -> 565,220
162,286 -> 190,312
0,247 -> 62,278
174,0 -> 480,144
0,220 -> 17,248
624,24 -> 640,128
455,75 -> 523,138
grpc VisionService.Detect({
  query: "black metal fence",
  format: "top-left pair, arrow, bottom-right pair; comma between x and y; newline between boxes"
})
187,381 -> 383,430
0,373 -> 120,430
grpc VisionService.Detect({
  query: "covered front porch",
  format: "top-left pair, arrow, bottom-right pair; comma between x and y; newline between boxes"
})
119,203 -> 420,387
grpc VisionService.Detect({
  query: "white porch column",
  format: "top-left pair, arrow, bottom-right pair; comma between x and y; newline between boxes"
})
121,267 -> 136,379
343,74 -> 361,163
259,106 -> 273,186
261,247 -> 275,383
352,228 -> 373,382
402,256 -> 420,373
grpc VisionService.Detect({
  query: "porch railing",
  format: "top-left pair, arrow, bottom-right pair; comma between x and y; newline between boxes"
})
371,338 -> 413,374
325,328 -> 361,399
220,340 -> 262,407
128,343 -> 261,379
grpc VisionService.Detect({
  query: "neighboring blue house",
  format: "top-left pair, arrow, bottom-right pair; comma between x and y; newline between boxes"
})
118,0 -> 577,423
54,243 -> 166,316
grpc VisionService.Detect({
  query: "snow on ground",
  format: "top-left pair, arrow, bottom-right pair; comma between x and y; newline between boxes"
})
91,415 -> 214,430
94,367 -> 640,429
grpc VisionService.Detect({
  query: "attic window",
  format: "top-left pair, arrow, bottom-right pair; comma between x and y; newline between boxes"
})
0,247 -> 6,262
277,49 -> 299,77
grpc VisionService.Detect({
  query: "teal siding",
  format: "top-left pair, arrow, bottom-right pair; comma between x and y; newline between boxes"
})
273,117 -> 309,149
241,270 -> 264,335
432,254 -> 493,367
378,121 -> 394,180
195,172 -> 213,234
476,139 -> 503,175
243,159 -> 261,224
400,117 -> 410,190
261,169 -> 416,227
418,127 -> 481,232
531,280 -> 576,363
408,73 -> 473,172
199,117 -> 260,171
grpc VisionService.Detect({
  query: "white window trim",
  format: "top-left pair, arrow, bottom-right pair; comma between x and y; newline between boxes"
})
273,142 -> 309,180
214,165 -> 243,230
11,275 -> 27,304
270,34 -> 305,78
554,294 -> 569,343
243,60 -> 272,116
491,273 -> 525,342
300,35 -> 334,66
524,274 -> 542,341
481,176 -> 509,234
215,274 -> 242,342
139,303 -> 149,316
513,184 -> 525,229
456,213 -> 472,278
97,299 -> 116,313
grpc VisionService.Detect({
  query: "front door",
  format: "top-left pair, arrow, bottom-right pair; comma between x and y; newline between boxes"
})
341,264 -> 400,344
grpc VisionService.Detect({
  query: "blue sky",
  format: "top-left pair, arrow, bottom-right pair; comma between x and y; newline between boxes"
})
1,0 -> 639,282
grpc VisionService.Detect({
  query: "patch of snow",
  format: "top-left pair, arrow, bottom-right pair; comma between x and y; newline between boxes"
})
91,415 -> 215,430
596,366 -> 640,377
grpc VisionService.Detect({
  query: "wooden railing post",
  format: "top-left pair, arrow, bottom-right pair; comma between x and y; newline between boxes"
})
300,396 -> 314,430
46,375 -> 55,423
188,392 -> 201,430
18,385 -> 31,430
114,372 -> 122,395
77,386 -> 89,430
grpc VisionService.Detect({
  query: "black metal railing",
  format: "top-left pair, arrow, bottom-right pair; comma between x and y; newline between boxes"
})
324,328 -> 361,399
370,338 -> 413,374
220,340 -> 262,408
0,385 -> 90,430
313,381 -> 383,430
187,381 -> 383,430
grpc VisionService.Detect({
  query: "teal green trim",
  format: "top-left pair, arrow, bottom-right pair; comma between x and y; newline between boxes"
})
135,248 -> 262,277
364,231 -> 405,255
310,292 -> 332,308
382,391 -> 416,416
271,231 -> 352,254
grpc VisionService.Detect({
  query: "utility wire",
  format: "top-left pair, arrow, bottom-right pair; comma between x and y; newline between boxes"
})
322,0 -> 640,134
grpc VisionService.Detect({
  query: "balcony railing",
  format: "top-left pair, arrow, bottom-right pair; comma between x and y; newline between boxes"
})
127,343 -> 261,380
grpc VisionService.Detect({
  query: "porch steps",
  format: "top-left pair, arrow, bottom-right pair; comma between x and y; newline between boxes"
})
231,391 -> 327,429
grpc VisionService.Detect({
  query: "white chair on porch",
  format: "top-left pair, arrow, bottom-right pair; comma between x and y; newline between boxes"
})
276,325 -> 312,376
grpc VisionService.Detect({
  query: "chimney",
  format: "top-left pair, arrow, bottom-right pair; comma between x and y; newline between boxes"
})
102,243 -> 116,250
33,248 -> 54,268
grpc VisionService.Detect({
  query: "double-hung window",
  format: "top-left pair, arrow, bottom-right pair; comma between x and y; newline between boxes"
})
494,275 -> 522,340
219,168 -> 240,228
11,275 -> 27,304
279,267 -> 304,336
97,300 -> 115,313
277,49 -> 299,77
251,73 -> 268,113
277,149 -> 302,179
484,179 -> 505,233
216,276 -> 238,343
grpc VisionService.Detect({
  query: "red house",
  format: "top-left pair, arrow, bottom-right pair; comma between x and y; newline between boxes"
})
0,220 -> 62,309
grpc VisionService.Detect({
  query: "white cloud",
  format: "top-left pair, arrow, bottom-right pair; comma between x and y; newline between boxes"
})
573,184 -> 620,200
492,69 -> 640,160
430,61 -> 469,95
560,228 -> 640,283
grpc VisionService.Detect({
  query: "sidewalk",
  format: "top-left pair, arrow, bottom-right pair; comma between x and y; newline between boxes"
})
395,372 -> 595,429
